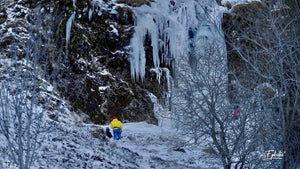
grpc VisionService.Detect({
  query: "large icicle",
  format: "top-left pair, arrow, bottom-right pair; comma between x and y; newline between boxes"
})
129,13 -> 158,82
89,8 -> 93,21
73,0 -> 77,8
130,0 -> 228,129
130,0 -> 219,81
66,11 -> 76,49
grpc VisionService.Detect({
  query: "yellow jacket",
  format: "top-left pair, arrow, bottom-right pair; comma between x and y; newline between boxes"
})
110,119 -> 123,130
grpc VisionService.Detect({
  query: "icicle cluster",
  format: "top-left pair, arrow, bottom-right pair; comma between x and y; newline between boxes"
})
129,0 -> 224,82
66,11 -> 76,49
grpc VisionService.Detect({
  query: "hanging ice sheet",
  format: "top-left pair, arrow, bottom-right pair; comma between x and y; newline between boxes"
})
129,0 -> 224,82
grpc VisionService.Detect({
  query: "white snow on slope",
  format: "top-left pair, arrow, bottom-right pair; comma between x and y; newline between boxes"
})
1,115 -> 221,168
0,58 -> 220,169
103,122 -> 222,169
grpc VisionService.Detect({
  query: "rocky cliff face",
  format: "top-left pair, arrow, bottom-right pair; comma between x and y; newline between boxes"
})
222,1 -> 269,102
0,0 -> 163,125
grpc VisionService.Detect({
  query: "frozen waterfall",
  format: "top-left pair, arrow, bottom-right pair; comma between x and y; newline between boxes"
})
129,0 -> 226,82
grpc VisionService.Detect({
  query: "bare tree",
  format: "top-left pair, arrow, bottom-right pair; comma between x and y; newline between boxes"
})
171,41 -> 267,168
169,1 -> 299,168
223,0 -> 300,168
0,14 -> 62,169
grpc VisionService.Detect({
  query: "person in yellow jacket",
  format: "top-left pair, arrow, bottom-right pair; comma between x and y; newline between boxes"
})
110,116 -> 123,140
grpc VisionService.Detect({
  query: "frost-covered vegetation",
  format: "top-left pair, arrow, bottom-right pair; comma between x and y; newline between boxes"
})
0,0 -> 299,168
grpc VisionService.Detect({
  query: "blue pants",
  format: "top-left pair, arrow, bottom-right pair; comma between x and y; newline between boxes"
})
113,128 -> 122,140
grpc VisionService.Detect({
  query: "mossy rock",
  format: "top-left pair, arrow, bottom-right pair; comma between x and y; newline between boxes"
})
89,111 -> 109,124
285,0 -> 300,9
215,0 -> 222,6
115,87 -> 133,106
223,1 -> 274,102
0,33 -> 14,49
92,128 -> 105,138
0,12 -> 7,24
115,7 -> 135,25
224,1 -> 232,9
233,1 -> 267,17
107,56 -> 129,71
202,147 -> 217,155
67,76 -> 104,114
260,86 -> 275,100
117,0 -> 154,7
106,86 -> 133,111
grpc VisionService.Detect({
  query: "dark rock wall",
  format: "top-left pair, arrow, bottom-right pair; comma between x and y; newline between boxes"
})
222,1 -> 270,103
1,0 -> 161,125
56,0 -> 160,125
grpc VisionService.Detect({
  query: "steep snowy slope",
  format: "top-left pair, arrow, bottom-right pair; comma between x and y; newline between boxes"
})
33,120 -> 222,169
0,92 -> 221,169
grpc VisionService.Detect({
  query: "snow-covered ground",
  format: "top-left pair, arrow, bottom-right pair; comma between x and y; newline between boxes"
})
102,122 -> 221,169
0,78 -> 221,169
1,118 -> 222,168
0,56 -> 222,168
